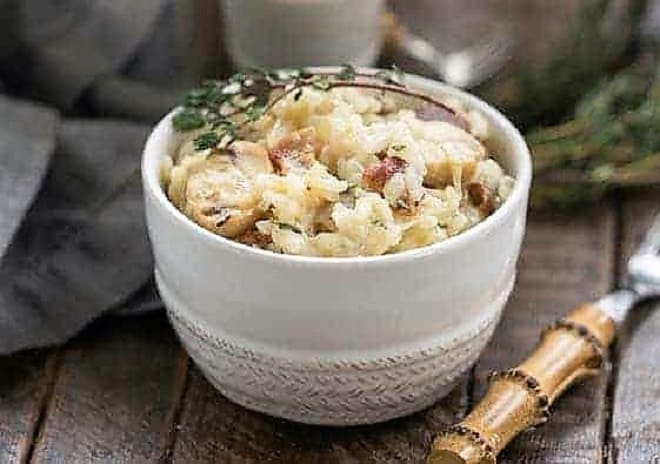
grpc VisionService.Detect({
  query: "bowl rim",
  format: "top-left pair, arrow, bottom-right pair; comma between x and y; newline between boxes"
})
142,67 -> 532,267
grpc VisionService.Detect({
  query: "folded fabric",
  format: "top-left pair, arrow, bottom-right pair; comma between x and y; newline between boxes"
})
0,116 -> 154,354
16,0 -> 165,109
0,0 -> 220,354
0,97 -> 57,259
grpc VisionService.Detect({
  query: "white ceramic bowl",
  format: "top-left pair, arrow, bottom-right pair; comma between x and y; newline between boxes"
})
142,71 -> 532,425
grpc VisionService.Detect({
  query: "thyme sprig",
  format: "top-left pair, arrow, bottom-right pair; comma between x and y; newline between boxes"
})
171,65 -> 416,151
528,59 -> 660,209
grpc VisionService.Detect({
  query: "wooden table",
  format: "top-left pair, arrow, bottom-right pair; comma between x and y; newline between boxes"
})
1,189 -> 658,464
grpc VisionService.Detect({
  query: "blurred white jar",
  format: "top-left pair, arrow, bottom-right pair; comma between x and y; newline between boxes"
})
220,0 -> 384,68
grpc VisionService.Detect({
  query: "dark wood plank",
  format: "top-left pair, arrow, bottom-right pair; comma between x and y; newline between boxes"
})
472,208 -> 616,463
30,313 -> 187,464
171,368 -> 469,464
610,188 -> 660,463
0,351 -> 57,464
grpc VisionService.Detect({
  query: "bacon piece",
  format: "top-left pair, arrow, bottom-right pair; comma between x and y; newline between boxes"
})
362,156 -> 407,193
268,128 -> 321,175
467,182 -> 497,216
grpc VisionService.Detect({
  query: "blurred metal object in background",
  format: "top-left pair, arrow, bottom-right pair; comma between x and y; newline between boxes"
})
386,0 -> 650,126
383,11 -> 513,89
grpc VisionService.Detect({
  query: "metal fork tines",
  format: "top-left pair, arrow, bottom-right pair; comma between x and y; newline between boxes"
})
597,211 -> 660,324
627,210 -> 660,295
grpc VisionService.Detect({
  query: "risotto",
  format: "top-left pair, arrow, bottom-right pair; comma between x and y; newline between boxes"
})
161,73 -> 514,257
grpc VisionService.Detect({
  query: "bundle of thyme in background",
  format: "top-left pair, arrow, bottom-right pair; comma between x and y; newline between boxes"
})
528,58 -> 660,209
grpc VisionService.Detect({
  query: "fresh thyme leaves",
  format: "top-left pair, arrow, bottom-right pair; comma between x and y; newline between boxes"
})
172,109 -> 205,131
311,75 -> 331,91
336,63 -> 357,81
173,68 -> 307,140
528,61 -> 660,209
245,105 -> 265,122
193,132 -> 221,150
184,87 -> 213,108
173,65 -> 419,151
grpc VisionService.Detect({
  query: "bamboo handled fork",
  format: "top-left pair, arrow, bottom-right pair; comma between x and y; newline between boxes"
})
428,210 -> 660,463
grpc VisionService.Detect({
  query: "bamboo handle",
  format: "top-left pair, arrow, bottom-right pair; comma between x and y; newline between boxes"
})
428,303 -> 616,464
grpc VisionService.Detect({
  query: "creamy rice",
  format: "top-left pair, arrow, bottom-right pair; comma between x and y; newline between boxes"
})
162,86 -> 514,257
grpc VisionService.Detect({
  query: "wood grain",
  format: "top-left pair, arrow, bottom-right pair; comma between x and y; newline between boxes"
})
29,314 -> 187,464
471,208 -> 616,463
610,188 -> 660,463
170,367 -> 469,464
0,351 -> 57,464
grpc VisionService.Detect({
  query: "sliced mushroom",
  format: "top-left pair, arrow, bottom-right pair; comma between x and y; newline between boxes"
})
230,140 -> 273,176
194,206 -> 262,238
184,161 -> 261,238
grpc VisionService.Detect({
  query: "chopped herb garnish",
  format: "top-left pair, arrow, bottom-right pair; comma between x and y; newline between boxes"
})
311,75 -> 331,91
184,88 -> 212,107
390,144 -> 407,152
245,105 -> 265,122
228,72 -> 245,84
337,63 -> 356,81
293,87 -> 304,101
172,109 -> 205,131
193,132 -> 221,150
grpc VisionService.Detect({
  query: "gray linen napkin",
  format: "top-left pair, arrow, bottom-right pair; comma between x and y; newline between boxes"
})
0,117 -> 155,353
0,97 -> 57,259
16,0 -> 166,110
0,0 -> 182,354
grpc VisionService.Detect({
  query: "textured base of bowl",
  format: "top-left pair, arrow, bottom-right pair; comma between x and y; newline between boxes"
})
158,271 -> 512,426
199,363 -> 461,426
